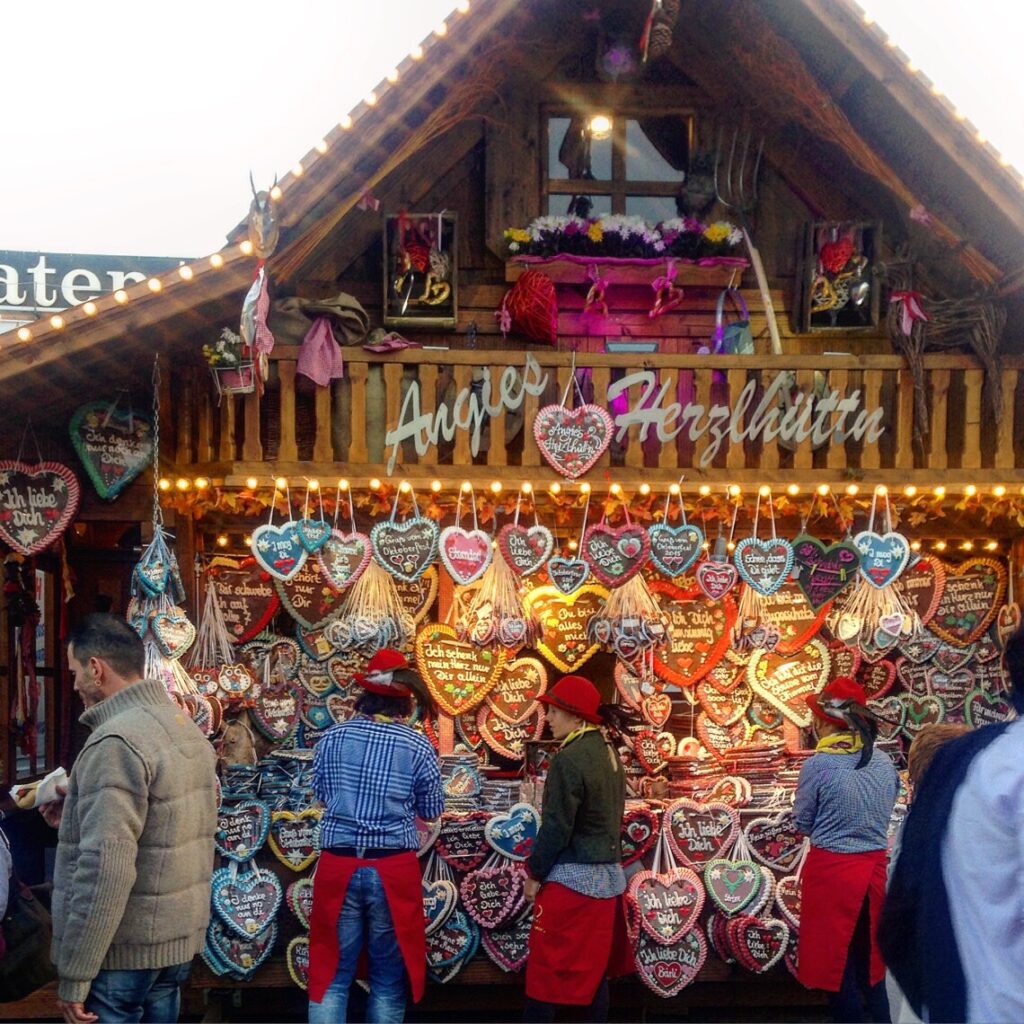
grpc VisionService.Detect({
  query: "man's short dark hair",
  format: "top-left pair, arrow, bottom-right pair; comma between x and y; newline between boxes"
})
68,613 -> 145,679
354,691 -> 412,719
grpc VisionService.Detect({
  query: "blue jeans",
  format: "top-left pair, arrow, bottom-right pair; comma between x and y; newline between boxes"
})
308,866 -> 407,1024
85,963 -> 192,1023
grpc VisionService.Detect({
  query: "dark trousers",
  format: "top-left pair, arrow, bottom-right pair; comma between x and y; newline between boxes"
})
828,897 -> 891,1023
523,978 -> 610,1023
85,963 -> 191,1023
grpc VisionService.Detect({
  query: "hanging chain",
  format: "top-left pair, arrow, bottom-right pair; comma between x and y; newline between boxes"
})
151,356 -> 163,528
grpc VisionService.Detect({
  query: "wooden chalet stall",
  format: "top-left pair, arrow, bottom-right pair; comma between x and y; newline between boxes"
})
3,0 -> 1024,1018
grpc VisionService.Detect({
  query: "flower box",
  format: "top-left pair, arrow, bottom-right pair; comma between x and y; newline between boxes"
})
505,254 -> 748,288
211,362 -> 256,398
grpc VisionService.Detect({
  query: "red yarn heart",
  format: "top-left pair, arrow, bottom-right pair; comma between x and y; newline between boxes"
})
820,238 -> 854,274
501,271 -> 558,345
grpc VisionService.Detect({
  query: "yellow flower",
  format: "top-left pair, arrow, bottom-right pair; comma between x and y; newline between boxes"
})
587,222 -> 604,243
505,228 -> 530,243
703,221 -> 731,244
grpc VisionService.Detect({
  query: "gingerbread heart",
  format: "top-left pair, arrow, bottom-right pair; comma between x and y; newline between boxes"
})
436,812 -> 491,872
533,403 -> 614,480
317,529 -> 372,591
460,864 -> 527,930
286,877 -> 314,929
498,523 -> 554,578
664,799 -> 739,869
250,522 -> 308,582
964,688 -> 1015,728
211,865 -> 282,940
929,559 -> 1006,647
744,814 -> 805,872
746,639 -> 830,728
696,559 -> 739,601
854,530 -> 910,589
695,713 -> 749,761
696,678 -> 751,727
762,581 -> 831,656
371,517 -> 440,583
628,867 -> 705,945
642,692 -> 673,729
901,693 -> 946,736
481,913 -> 531,973
267,809 -> 321,872
0,460 -> 81,556
249,692 -> 300,743
477,704 -> 545,760
729,915 -> 789,973
416,623 -> 507,716
423,879 -> 458,935
774,875 -> 802,930
486,657 -> 547,723
581,523 -> 651,588
210,558 -> 281,644
634,927 -> 706,997
439,526 -> 493,586
648,523 -> 705,578
860,660 -> 897,700
652,580 -> 736,689
704,860 -> 762,917
485,803 -> 540,861
894,557 -> 946,626
215,801 -> 270,862
286,935 -> 310,991
69,401 -> 154,500
621,805 -> 661,865
734,538 -> 794,597
790,535 -> 860,610
523,584 -> 608,674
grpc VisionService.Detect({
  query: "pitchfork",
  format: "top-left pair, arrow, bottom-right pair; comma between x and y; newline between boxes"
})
714,126 -> 783,356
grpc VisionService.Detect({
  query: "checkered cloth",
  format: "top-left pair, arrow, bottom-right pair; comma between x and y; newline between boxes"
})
792,746 -> 899,853
313,717 -> 444,850
546,861 -> 626,899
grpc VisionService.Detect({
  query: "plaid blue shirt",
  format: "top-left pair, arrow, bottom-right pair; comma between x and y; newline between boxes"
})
792,745 -> 898,853
313,716 -> 444,850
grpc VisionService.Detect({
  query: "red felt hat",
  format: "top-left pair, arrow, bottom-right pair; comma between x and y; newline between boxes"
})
805,676 -> 868,727
538,675 -> 603,725
353,648 -> 413,697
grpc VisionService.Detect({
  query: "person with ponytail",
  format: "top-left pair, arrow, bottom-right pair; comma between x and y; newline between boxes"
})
521,675 -> 632,1023
792,676 -> 899,1023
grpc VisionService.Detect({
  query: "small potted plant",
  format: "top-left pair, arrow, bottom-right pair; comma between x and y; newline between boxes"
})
203,328 -> 255,398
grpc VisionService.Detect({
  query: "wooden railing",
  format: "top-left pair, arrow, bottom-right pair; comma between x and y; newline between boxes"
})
171,349 -> 1024,488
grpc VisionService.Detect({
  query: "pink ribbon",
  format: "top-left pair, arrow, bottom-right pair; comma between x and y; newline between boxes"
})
357,189 -> 381,212
297,317 -> 345,387
890,290 -> 929,336
649,260 -> 682,319
495,300 -> 512,338
583,264 -> 608,316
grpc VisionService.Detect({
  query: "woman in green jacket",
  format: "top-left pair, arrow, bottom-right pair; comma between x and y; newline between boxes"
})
523,675 -> 629,1023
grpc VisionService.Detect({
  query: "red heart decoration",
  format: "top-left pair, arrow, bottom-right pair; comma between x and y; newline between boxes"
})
581,523 -> 651,587
695,713 -> 748,762
819,237 -> 854,274
762,582 -> 830,656
439,526 -> 493,586
696,560 -> 738,601
728,915 -> 789,973
664,799 -> 739,869
634,928 -> 707,997
498,523 -> 554,578
486,657 -> 548,724
774,876 -> 802,930
459,863 -> 526,930
642,692 -> 673,729
477,703 -> 546,760
533,402 -> 613,480
696,678 -> 752,727
0,460 -> 81,556
210,558 -> 281,644
652,580 -> 737,689
859,660 -> 897,700
621,805 -> 661,865
435,812 -> 491,872
634,729 -> 669,775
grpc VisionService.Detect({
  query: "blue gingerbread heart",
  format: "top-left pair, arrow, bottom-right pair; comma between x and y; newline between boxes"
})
484,802 -> 541,861
734,537 -> 794,596
204,917 -> 278,980
250,522 -> 308,581
854,530 -> 910,590
426,909 -> 479,978
546,556 -> 590,595
215,801 -> 270,862
648,523 -> 705,578
210,866 -> 283,941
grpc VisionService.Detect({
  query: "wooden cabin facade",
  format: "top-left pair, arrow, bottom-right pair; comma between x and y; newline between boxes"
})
2,0 -> 1023,1015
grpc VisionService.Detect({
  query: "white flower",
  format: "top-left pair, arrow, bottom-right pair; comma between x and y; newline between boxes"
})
508,241 -> 520,252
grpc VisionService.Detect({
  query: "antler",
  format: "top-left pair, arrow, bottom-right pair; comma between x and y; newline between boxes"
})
249,170 -> 259,201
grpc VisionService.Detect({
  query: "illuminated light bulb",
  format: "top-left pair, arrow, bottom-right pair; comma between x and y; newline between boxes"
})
953,108 -> 966,121
588,114 -> 613,140
672,484 -> 684,496
976,131 -> 987,144
292,162 -> 305,177
987,540 -> 999,551
308,479 -> 320,491
817,484 -> 829,496
338,479 -> 350,491
386,68 -> 399,83
460,481 -> 472,494
999,154 -> 1011,167
239,240 -> 254,256
243,534 -> 252,546
787,484 -> 799,496
179,265 -> 194,281
965,484 -> 977,497
430,479 -> 441,493
457,0 -> 470,11
727,541 -> 736,552
610,483 -> 622,496
83,301 -> 97,316
697,484 -> 708,496
490,481 -> 502,494
522,482 -> 533,494
434,20 -> 448,36
907,61 -> 918,73
758,485 -> 771,498
876,485 -> 888,496
410,45 -> 424,61
114,289 -> 128,303
862,12 -> 874,24
157,478 -> 171,491
270,184 -> 283,200
216,534 -> 229,548
910,540 -> 922,551
994,485 -> 1006,497
245,477 -> 258,489
568,539 -> 578,551
846,484 -> 859,496
639,482 -> 651,496
885,36 -> 898,48
194,477 -> 209,490
702,540 -> 711,550
49,315 -> 65,329
275,476 -> 287,490
176,478 -> 190,491
147,277 -> 162,292
16,327 -> 31,342
550,482 -> 561,495
399,480 -> 411,493
904,485 -> 917,497
931,83 -> 943,96
369,478 -> 382,490
315,139 -> 328,154
209,254 -> 224,269
728,485 -> 741,497
962,541 -> 974,551
340,114 -> 353,129
364,91 -> 378,107
934,486 -> 946,498
579,482 -> 590,494
935,540 -> 947,551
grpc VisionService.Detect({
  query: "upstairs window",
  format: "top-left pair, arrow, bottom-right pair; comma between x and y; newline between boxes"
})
544,111 -> 695,223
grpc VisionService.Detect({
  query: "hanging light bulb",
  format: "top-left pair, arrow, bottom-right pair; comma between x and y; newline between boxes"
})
369,478 -> 382,490
431,480 -> 442,492
994,485 -> 1007,497
817,484 -> 829,496
639,482 -> 651,496
580,482 -> 591,495
490,481 -> 502,494
216,534 -> 229,548
209,254 -> 224,269
83,301 -> 98,316
610,483 -> 622,496
728,484 -> 741,497
338,479 -> 350,491
246,477 -> 258,489
147,278 -> 162,292
158,478 -> 171,491
934,485 -> 946,498
522,482 -> 533,494
49,315 -> 65,330
846,484 -> 859,496
697,485 -> 709,497
239,240 -> 254,256
965,484 -> 977,497
399,480 -> 411,493
275,476 -> 287,490
16,327 -> 31,342
787,484 -> 799,496
114,289 -> 129,303
904,485 -> 917,497
194,477 -> 209,490
308,479 -> 320,491
179,265 -> 194,281
550,482 -> 561,495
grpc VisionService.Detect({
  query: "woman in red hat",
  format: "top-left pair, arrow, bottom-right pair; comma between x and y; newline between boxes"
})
794,675 -> 899,1023
522,675 -> 631,1023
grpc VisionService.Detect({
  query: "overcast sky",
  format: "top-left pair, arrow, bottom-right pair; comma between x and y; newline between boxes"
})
2,0 -> 1020,258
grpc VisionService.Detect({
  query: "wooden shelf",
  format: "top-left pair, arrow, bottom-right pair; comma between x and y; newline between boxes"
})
505,256 -> 747,288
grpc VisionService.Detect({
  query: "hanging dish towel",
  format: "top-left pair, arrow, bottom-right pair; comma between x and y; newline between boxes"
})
297,317 -> 345,387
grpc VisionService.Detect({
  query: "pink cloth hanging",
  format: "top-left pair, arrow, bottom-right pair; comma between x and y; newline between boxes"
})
297,316 -> 345,386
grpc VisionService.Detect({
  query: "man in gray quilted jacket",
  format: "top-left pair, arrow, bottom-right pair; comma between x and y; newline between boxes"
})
46,614 -> 217,1024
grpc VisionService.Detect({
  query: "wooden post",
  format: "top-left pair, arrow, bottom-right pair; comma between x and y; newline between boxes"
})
347,363 -> 369,465
726,370 -> 747,472
277,360 -> 299,463
313,385 -> 333,463
591,367 -> 612,469
996,370 -> 1018,470
175,366 -> 194,465
453,366 -> 473,467
895,369 -> 916,470
418,365 -> 439,467
861,370 -> 883,470
218,396 -> 236,462
794,370 -> 814,471
962,369 -> 983,470
489,365 -> 507,468
928,369 -> 950,470
826,368 -> 848,471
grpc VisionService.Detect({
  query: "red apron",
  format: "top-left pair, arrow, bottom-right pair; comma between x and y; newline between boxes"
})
525,882 -> 633,1005
308,850 -> 426,1005
797,845 -> 888,992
